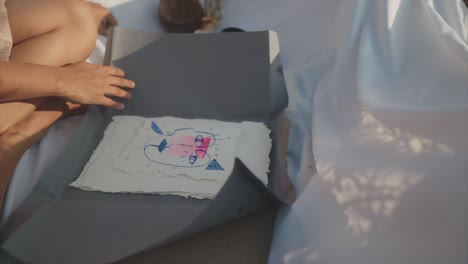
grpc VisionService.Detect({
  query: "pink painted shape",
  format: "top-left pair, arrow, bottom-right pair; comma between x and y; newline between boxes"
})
165,136 -> 211,159
198,137 -> 211,158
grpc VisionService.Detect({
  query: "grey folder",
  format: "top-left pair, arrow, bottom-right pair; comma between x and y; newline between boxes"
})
0,27 -> 296,264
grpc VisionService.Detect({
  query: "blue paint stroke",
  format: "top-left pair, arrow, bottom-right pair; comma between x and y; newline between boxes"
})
151,121 -> 164,135
189,152 -> 198,165
158,139 -> 168,153
194,135 -> 203,147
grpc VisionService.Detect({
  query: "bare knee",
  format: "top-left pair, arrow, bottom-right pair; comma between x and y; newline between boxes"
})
8,0 -> 100,65
60,0 -> 99,62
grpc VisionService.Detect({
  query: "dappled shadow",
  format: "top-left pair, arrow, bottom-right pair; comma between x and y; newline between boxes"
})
317,161 -> 423,234
283,246 -> 321,264
315,108 -> 459,235
358,109 -> 455,156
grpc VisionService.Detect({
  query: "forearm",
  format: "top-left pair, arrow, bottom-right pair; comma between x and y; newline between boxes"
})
0,61 -> 62,102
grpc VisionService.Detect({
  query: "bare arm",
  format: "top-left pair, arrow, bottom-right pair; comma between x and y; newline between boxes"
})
0,61 -> 136,109
0,61 -> 62,101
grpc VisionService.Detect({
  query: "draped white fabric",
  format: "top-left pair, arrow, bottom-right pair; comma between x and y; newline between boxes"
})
267,1 -> 468,263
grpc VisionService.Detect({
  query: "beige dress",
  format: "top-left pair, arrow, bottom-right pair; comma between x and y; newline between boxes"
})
0,0 -> 12,61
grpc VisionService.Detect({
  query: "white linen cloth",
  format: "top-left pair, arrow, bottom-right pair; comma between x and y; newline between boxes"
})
262,0 -> 468,263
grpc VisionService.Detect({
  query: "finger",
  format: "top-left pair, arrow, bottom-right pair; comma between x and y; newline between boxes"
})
101,97 -> 125,110
102,66 -> 125,77
105,86 -> 132,99
109,77 -> 136,89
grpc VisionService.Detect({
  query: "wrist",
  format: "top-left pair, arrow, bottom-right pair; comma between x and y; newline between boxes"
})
51,67 -> 68,98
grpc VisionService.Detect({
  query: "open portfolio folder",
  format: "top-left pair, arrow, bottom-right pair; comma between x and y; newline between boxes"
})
1,27 -> 296,264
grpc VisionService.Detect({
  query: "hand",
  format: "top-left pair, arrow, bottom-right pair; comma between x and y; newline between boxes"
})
88,2 -> 118,36
56,62 -> 135,110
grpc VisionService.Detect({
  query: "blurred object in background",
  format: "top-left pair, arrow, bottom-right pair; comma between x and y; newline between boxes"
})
158,0 -> 223,33
221,27 -> 245,33
159,0 -> 203,33
196,0 -> 223,33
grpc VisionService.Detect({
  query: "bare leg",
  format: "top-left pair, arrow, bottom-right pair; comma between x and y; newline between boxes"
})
0,99 -> 44,134
0,98 -> 84,213
0,0 -> 99,216
7,0 -> 99,65
0,0 -> 100,134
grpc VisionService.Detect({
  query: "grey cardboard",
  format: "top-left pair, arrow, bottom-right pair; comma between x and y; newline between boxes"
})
0,27 -> 296,264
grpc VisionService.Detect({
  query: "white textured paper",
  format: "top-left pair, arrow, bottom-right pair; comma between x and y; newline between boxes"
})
70,116 -> 271,199
237,122 -> 271,185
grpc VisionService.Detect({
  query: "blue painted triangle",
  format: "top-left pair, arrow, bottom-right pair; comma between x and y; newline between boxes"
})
151,121 -> 164,135
206,159 -> 224,171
